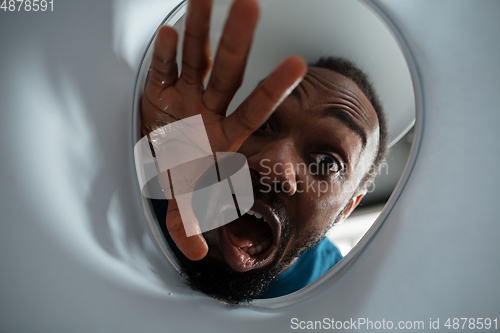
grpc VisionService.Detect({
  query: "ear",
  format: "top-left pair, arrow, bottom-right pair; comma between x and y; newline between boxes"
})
334,192 -> 365,226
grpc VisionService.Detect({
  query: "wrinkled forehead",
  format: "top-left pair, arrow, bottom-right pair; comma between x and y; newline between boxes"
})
303,67 -> 377,119
292,67 -> 380,135
289,66 -> 381,169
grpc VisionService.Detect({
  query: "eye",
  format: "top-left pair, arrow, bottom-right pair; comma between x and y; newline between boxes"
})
256,120 -> 272,133
311,153 -> 342,174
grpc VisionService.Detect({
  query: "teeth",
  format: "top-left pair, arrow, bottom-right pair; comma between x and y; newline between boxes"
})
246,209 -> 265,221
239,239 -> 272,256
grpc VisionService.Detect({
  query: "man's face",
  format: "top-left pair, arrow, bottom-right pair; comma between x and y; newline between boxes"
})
179,67 -> 380,304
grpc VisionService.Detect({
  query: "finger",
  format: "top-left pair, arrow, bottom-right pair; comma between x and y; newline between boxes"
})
203,0 -> 260,113
222,56 -> 307,149
147,26 -> 179,92
166,200 -> 209,261
180,0 -> 213,86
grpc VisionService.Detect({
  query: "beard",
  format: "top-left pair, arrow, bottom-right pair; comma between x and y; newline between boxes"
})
177,190 -> 326,306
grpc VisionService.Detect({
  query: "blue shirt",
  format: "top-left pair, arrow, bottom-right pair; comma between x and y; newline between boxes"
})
258,237 -> 343,298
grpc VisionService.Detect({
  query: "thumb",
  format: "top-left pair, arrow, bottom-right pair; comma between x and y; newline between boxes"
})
166,200 -> 209,261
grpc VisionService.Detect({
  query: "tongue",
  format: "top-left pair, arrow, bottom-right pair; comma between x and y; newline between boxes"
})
225,215 -> 272,248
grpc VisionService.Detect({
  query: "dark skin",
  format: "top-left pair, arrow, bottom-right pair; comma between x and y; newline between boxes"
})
203,67 -> 380,272
141,0 -> 380,276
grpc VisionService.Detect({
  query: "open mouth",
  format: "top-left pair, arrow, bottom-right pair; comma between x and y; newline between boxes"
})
218,199 -> 281,272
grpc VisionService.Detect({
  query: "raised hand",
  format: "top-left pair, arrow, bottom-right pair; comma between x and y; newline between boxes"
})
141,0 -> 306,261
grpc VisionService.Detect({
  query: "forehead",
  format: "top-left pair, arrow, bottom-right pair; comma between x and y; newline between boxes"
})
277,66 -> 380,171
289,67 -> 379,139
294,67 -> 377,121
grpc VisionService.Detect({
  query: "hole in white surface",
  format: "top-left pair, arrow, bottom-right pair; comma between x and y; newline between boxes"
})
132,0 -> 417,307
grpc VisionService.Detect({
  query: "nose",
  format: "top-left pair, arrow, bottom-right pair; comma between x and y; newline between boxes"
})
246,139 -> 298,196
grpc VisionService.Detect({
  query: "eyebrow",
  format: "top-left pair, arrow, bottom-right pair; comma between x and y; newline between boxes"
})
321,107 -> 367,148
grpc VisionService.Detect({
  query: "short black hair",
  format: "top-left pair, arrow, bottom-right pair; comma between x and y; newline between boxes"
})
310,57 -> 389,191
